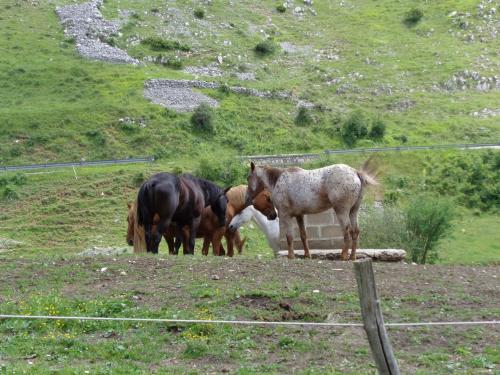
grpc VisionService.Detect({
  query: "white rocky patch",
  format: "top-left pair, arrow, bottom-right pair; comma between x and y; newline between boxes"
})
56,0 -> 140,65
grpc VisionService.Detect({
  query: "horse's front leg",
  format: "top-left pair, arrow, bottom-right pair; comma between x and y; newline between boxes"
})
282,215 -> 295,259
188,216 -> 201,255
296,215 -> 311,259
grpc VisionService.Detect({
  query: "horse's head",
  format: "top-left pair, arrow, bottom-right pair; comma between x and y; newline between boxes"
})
246,162 -> 266,206
252,190 -> 277,220
126,202 -> 135,246
211,187 -> 230,227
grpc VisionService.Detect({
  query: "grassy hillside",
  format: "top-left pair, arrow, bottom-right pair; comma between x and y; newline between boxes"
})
0,0 -> 499,165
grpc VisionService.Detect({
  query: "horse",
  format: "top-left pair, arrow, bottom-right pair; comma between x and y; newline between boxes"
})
228,192 -> 280,257
136,173 -> 228,254
126,201 -> 246,255
246,160 -> 377,260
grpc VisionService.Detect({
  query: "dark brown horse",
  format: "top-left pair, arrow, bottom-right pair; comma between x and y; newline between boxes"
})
136,173 -> 228,254
126,201 -> 246,255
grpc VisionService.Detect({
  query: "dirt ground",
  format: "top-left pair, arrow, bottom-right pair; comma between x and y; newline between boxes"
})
0,256 -> 498,374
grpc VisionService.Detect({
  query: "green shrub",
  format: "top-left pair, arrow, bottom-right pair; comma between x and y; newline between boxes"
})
193,8 -> 205,19
405,195 -> 454,264
341,111 -> 368,147
132,172 -> 145,187
194,158 -> 247,187
2,185 -> 19,201
424,151 -> 500,212
85,130 -> 106,145
276,5 -> 286,13
163,58 -> 183,69
294,106 -> 313,126
369,119 -> 386,140
190,103 -> 214,133
254,40 -> 277,56
141,37 -> 190,52
359,205 -> 407,250
404,8 -> 423,25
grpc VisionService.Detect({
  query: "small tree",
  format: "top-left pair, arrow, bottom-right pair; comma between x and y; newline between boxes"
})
404,8 -> 423,26
341,111 -> 368,147
369,118 -> 386,140
191,103 -> 214,133
276,5 -> 286,13
404,195 -> 454,264
254,40 -> 277,56
193,8 -> 205,19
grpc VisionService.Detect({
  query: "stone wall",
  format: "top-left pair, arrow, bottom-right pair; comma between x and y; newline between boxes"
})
279,210 -> 344,250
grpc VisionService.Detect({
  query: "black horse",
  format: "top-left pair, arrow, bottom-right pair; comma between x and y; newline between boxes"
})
136,172 -> 228,254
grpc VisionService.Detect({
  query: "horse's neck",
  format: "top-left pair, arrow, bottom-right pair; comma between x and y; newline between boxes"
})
235,206 -> 254,225
259,167 -> 283,191
252,209 -> 274,236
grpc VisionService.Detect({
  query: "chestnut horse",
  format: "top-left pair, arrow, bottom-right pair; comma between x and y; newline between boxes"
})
246,161 -> 377,260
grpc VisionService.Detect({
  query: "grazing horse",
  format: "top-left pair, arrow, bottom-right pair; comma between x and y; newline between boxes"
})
246,161 -> 377,260
228,191 -> 280,257
136,173 -> 228,254
126,201 -> 246,255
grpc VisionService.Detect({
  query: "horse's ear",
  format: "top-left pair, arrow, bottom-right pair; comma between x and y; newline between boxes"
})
250,162 -> 255,172
127,202 -> 132,209
223,186 -> 232,194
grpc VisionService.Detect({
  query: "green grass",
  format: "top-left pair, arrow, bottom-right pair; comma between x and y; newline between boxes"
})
438,214 -> 500,265
0,0 -> 499,165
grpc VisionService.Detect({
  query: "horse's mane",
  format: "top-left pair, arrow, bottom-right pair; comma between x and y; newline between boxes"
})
181,174 -> 224,204
226,185 -> 247,212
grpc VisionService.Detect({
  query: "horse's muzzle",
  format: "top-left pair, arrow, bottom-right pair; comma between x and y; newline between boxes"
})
127,239 -> 134,246
267,212 -> 278,220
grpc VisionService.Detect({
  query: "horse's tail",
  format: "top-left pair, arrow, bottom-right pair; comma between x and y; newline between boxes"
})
136,181 -> 152,227
357,156 -> 379,187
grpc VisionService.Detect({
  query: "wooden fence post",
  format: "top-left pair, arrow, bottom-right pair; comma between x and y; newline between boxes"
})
354,258 -> 400,375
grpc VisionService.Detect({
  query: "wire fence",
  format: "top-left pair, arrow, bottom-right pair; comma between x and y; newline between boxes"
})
0,156 -> 155,172
242,142 -> 500,165
0,314 -> 497,328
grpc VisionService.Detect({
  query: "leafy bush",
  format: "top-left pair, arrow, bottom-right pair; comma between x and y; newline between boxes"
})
254,40 -> 277,56
341,111 -> 368,147
191,103 -> 214,133
359,205 -> 407,250
132,172 -> 145,187
194,158 -> 247,187
276,5 -> 286,13
404,195 -> 454,264
141,37 -> 191,52
85,130 -> 106,145
424,151 -> 500,212
369,119 -> 386,140
394,134 -> 408,144
294,106 -> 313,126
2,185 -> 19,201
193,8 -> 205,19
404,8 -> 423,25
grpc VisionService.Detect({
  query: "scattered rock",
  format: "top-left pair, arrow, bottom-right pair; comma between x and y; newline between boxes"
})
470,108 -> 500,118
0,238 -> 23,252
183,65 -> 223,77
387,99 -> 416,112
211,274 -> 220,280
144,79 -> 219,112
56,0 -> 140,65
442,70 -> 499,92
79,246 -> 130,257
144,79 -> 296,112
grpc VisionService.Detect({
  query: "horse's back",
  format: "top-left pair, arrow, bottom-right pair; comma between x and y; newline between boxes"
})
275,164 -> 361,214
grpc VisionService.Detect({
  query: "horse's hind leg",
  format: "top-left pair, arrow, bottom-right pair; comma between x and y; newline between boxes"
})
349,202 -> 362,261
296,215 -> 311,259
335,209 -> 352,261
